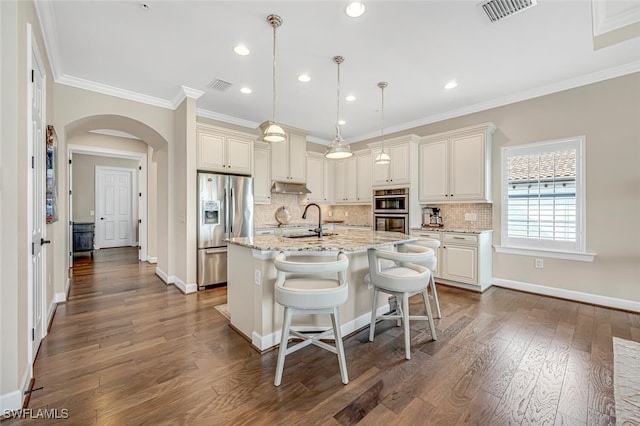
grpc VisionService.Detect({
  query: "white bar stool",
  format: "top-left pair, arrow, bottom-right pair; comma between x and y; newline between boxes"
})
399,238 -> 442,318
273,251 -> 350,386
365,247 -> 437,360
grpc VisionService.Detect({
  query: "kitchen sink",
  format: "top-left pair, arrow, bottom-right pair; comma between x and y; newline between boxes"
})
282,232 -> 336,239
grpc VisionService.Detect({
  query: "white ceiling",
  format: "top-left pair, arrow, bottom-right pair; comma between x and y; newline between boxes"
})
37,1 -> 640,144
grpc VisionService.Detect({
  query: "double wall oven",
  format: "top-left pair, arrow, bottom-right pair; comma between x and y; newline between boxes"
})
373,188 -> 409,234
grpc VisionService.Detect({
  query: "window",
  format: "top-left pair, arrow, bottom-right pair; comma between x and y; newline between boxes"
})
501,137 -> 585,254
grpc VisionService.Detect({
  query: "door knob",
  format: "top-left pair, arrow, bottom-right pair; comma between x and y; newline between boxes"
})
100,217 -> 105,220
40,238 -> 51,245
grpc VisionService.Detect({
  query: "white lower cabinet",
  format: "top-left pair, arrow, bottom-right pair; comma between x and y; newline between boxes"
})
410,230 -> 492,291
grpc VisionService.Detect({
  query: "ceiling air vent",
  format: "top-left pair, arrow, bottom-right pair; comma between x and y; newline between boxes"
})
480,0 -> 537,22
208,78 -> 232,92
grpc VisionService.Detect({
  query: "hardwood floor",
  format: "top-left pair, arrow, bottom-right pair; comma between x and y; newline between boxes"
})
11,247 -> 638,425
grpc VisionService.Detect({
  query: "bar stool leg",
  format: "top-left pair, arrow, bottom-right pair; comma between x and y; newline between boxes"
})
369,288 -> 378,342
421,289 -> 438,341
331,307 -> 349,384
430,275 -> 441,319
274,307 -> 293,386
402,292 -> 411,360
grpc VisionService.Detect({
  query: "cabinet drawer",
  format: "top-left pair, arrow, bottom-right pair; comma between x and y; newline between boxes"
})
443,233 -> 478,245
410,230 -> 441,240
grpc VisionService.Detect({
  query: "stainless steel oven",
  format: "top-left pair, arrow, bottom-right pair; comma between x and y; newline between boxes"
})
374,214 -> 409,234
373,188 -> 410,234
373,188 -> 409,213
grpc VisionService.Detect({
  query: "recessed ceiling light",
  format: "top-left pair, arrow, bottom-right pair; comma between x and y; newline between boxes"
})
338,120 -> 346,125
240,87 -> 252,94
345,95 -> 356,102
444,80 -> 458,90
233,45 -> 250,56
345,2 -> 366,18
298,74 -> 311,83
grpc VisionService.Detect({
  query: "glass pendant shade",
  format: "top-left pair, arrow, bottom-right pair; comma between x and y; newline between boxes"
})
375,150 -> 391,164
375,81 -> 390,164
263,14 -> 285,143
263,121 -> 286,143
325,56 -> 353,159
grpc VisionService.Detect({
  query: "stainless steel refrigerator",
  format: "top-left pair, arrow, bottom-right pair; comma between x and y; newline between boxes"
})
197,172 -> 253,289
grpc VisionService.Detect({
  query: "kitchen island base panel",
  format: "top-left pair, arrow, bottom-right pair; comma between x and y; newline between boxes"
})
227,243 -> 393,352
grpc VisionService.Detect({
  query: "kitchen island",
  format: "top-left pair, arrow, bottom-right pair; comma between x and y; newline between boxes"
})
226,229 -> 416,351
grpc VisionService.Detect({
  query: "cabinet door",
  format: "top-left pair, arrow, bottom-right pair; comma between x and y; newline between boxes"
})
226,137 -> 252,175
333,160 -> 347,203
306,155 -> 325,203
270,137 -> 289,181
253,146 -> 271,204
344,157 -> 358,201
371,148 -> 390,186
418,140 -> 448,202
450,133 -> 485,200
389,143 -> 410,184
442,244 -> 477,285
197,131 -> 225,171
288,133 -> 307,183
356,153 -> 372,202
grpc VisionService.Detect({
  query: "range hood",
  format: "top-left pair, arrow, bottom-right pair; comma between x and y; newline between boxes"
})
271,181 -> 311,194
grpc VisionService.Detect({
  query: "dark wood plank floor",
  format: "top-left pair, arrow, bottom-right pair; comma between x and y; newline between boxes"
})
11,247 -> 638,425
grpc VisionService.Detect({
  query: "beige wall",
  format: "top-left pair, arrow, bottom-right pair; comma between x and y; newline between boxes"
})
352,72 -> 640,303
72,154 -> 140,224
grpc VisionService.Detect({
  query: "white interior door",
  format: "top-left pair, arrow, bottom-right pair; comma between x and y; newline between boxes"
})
30,36 -> 46,360
96,167 -> 134,248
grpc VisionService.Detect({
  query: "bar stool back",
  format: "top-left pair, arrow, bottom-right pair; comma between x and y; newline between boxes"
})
273,251 -> 349,386
365,247 -> 437,360
399,238 -> 441,318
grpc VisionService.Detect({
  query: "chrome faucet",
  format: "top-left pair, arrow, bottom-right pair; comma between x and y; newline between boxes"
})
302,203 -> 323,238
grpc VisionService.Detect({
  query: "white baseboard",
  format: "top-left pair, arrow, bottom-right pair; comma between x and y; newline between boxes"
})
172,276 -> 197,294
47,301 -> 57,330
146,256 -> 157,264
492,277 -> 640,313
155,267 -> 173,284
251,303 -> 391,351
1,366 -> 33,411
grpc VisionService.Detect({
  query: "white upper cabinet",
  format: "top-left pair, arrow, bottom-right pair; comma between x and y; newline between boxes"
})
333,150 -> 371,204
254,142 -> 271,204
418,123 -> 496,203
306,152 -> 331,204
369,135 -> 419,187
196,124 -> 254,175
271,129 -> 307,183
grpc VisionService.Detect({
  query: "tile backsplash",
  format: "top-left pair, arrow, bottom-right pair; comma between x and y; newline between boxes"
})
254,194 -> 372,227
427,203 -> 492,229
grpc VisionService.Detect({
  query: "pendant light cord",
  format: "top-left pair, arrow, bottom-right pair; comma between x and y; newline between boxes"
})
272,22 -> 277,123
381,84 -> 385,148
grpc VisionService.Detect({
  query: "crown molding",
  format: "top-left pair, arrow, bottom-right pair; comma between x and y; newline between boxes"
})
592,0 -> 640,36
196,108 -> 260,129
34,0 -> 63,80
56,74 -> 175,109
350,60 -> 640,143
171,86 -> 205,107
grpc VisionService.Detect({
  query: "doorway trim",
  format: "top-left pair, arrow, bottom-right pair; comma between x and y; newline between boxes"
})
67,144 -> 148,265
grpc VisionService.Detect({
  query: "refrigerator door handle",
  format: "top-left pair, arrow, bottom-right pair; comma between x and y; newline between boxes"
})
205,248 -> 227,255
224,187 -> 229,235
230,187 -> 234,234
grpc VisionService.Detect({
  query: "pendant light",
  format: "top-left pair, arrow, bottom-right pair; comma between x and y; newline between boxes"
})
324,56 -> 353,159
263,14 -> 286,143
375,81 -> 391,164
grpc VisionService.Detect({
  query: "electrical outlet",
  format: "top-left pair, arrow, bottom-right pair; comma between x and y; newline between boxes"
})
328,211 -> 333,217
254,270 -> 261,286
90,210 -> 94,216
535,258 -> 544,269
464,213 -> 477,221
345,211 -> 349,217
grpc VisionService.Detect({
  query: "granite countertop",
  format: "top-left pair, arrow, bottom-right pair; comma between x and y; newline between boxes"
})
227,229 -> 414,252
256,223 -> 371,230
410,226 -> 493,234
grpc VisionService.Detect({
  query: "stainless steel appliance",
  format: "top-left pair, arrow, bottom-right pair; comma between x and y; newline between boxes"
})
422,207 -> 444,228
373,188 -> 409,234
197,172 -> 253,289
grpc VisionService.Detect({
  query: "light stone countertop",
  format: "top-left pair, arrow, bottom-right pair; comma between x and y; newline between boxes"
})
410,227 -> 493,234
227,229 -> 414,252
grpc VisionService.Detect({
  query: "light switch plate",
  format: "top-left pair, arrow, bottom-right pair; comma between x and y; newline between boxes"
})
254,270 -> 261,286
